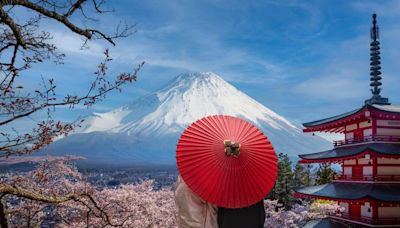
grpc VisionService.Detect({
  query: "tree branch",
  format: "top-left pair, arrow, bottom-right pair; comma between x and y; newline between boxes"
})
0,7 -> 26,48
0,195 -> 8,228
0,183 -> 126,227
2,0 -> 97,42
0,60 -> 143,127
64,0 -> 87,17
0,183 -> 81,203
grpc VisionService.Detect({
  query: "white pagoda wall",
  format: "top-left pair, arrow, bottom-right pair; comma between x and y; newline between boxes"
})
377,158 -> 400,175
343,167 -> 352,176
342,158 -> 400,177
363,166 -> 373,176
358,158 -> 371,165
378,158 -> 400,164
361,202 -> 372,218
378,207 -> 400,218
377,167 -> 400,175
363,128 -> 372,137
339,202 -> 349,214
345,132 -> 354,140
343,160 -> 356,165
376,128 -> 400,136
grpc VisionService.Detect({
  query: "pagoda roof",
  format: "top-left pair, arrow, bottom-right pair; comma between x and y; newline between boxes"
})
303,104 -> 400,130
299,143 -> 400,163
303,108 -> 361,128
295,182 -> 400,202
372,104 -> 400,113
303,219 -> 349,228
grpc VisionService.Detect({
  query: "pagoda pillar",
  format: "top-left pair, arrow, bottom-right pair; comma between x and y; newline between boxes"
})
372,156 -> 378,180
372,119 -> 377,135
371,201 -> 378,225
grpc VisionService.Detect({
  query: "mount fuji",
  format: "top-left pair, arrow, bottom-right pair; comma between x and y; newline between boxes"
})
41,72 -> 330,166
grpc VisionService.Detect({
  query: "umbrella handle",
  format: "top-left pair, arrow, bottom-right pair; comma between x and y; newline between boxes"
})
224,140 -> 241,158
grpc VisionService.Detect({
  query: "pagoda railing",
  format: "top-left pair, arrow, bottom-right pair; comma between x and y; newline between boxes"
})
337,213 -> 400,226
335,175 -> 400,182
333,134 -> 400,147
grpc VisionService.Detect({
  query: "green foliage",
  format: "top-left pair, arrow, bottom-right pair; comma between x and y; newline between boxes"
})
293,163 -> 311,187
268,154 -> 312,210
315,163 -> 335,185
268,153 -> 294,209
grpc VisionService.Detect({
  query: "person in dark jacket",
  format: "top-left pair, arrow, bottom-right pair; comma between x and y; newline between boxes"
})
217,200 -> 266,228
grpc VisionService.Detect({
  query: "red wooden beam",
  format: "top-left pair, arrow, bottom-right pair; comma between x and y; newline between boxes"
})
335,127 -> 345,133
293,192 -> 400,206
298,150 -> 400,164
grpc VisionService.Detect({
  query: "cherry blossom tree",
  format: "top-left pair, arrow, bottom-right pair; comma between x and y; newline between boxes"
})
2,158 -> 178,227
0,0 -> 143,157
1,157 -> 344,227
263,199 -> 344,228
0,1 -> 143,227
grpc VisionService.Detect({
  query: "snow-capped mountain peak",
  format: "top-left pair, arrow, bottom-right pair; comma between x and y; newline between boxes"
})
80,72 -> 297,136
45,72 -> 330,165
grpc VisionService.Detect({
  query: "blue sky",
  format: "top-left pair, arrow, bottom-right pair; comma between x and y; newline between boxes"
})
10,0 -> 400,133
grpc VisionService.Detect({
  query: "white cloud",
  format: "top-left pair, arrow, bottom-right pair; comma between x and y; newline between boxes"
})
51,30 -> 105,57
294,70 -> 366,101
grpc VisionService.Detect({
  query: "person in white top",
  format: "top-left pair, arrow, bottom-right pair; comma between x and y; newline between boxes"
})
174,176 -> 218,228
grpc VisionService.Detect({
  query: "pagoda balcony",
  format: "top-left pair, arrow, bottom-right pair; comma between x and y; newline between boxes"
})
334,175 -> 400,182
331,213 -> 400,226
333,135 -> 400,147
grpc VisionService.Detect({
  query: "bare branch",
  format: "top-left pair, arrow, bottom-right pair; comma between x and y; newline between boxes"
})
0,183 -> 80,204
64,0 -> 87,17
0,7 -> 26,48
0,198 -> 8,228
3,0 -> 93,39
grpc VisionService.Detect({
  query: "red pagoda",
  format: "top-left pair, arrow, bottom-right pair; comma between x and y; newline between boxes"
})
294,14 -> 400,227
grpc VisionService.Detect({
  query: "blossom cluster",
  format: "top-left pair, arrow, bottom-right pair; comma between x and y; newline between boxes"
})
2,159 -> 342,227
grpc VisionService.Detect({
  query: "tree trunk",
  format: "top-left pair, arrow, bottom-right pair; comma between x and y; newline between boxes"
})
0,198 -> 8,228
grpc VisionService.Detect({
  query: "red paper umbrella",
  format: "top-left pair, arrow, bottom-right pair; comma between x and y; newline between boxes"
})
176,115 -> 278,209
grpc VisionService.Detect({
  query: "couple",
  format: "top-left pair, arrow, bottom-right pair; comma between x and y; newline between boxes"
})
174,176 -> 266,228
175,115 -> 277,228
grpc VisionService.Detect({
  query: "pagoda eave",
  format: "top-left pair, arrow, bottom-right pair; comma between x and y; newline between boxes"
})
302,104 -> 400,133
298,152 -> 400,164
294,182 -> 400,202
298,143 -> 400,164
294,192 -> 400,208
303,107 -> 366,133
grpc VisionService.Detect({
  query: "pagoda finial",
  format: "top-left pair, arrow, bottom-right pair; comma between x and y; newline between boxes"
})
365,13 -> 390,105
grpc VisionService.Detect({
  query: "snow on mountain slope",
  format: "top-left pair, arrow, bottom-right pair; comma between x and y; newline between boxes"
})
42,72 -> 331,165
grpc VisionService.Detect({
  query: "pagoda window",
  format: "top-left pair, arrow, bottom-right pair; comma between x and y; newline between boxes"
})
363,128 -> 372,137
378,207 -> 400,218
377,166 -> 400,175
359,120 -> 372,128
344,159 -> 356,165
361,202 -> 373,218
363,166 -> 373,178
376,128 -> 400,136
346,124 -> 358,131
339,202 -> 349,214
344,167 -> 352,177
376,120 -> 400,127
345,132 -> 354,140
378,158 -> 400,164
358,158 -> 372,165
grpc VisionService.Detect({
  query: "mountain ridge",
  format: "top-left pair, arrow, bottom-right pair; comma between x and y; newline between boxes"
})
42,72 -> 331,165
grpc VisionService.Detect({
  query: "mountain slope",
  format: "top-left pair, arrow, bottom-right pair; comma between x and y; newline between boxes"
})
42,72 -> 331,165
